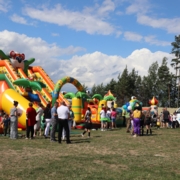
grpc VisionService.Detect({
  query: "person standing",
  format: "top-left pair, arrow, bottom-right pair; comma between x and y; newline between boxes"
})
26,102 -> 37,139
132,107 -> 142,137
62,105 -> 74,140
144,108 -> 152,135
163,107 -> 170,128
43,103 -> 52,138
57,101 -> 71,144
34,102 -> 44,137
122,108 -> 126,127
81,107 -> 92,138
10,101 -> 19,139
100,107 -> 107,131
106,108 -> 111,129
50,102 -> 59,142
110,108 -> 117,129
172,112 -> 177,129
125,111 -> 131,133
1,114 -> 10,136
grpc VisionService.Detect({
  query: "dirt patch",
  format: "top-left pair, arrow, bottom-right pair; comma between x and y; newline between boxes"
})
129,150 -> 139,156
93,160 -> 128,170
154,154 -> 168,157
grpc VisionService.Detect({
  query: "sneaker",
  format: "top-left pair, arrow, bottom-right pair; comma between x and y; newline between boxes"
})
101,129 -> 104,131
66,141 -> 71,144
133,134 -> 137,138
25,137 -> 29,140
81,133 -> 84,137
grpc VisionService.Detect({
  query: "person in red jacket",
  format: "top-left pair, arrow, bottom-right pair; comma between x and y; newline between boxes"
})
26,102 -> 37,139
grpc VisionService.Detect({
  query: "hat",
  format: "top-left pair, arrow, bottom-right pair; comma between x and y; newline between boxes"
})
13,101 -> 18,105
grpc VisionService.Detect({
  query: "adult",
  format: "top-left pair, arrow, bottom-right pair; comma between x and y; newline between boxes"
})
163,107 -> 170,128
57,101 -> 71,144
81,107 -> 92,138
132,107 -> 142,137
10,101 -> 19,139
122,108 -> 126,127
125,111 -> 131,133
159,109 -> 164,128
110,108 -> 117,129
140,111 -> 145,136
144,108 -> 152,135
172,112 -> 177,129
106,108 -> 111,129
43,103 -> 52,138
26,102 -> 37,139
100,107 -> 107,131
50,102 -> 59,142
34,102 -> 44,137
62,105 -> 74,140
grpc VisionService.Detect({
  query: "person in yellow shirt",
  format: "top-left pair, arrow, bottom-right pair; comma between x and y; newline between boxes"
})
132,107 -> 142,137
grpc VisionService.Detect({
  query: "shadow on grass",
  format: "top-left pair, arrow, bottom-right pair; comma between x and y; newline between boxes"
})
71,138 -> 90,144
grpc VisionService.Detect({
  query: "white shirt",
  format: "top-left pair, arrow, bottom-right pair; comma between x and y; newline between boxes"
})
172,115 -> 176,121
57,105 -> 69,119
100,109 -> 106,118
36,107 -> 44,121
106,110 -> 111,118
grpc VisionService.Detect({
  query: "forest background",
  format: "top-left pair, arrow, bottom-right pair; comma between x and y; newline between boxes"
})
87,35 -> 180,108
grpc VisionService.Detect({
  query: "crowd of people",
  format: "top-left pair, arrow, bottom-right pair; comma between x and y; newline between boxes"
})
0,100 -> 75,144
124,106 -> 179,137
0,100 -> 179,141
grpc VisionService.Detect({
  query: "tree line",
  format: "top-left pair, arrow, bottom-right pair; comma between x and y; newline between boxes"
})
87,35 -> 180,108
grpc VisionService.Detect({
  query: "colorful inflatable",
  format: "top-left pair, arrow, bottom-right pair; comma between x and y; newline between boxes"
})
0,49 -> 118,133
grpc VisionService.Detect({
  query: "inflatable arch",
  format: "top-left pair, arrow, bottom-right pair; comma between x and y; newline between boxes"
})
52,76 -> 85,105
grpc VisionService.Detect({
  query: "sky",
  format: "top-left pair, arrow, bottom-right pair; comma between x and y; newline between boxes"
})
0,0 -> 179,92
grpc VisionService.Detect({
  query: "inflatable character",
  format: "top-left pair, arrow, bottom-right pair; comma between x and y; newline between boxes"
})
0,49 -> 35,75
149,96 -> 158,118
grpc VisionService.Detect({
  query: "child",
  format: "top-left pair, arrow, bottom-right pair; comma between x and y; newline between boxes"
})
172,112 -> 177,129
156,116 -> 160,130
1,114 -> 10,136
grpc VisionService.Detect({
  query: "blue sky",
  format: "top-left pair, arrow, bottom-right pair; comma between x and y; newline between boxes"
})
0,0 -> 179,92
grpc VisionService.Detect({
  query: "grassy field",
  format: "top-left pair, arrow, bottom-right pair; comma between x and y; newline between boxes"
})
0,127 -> 180,180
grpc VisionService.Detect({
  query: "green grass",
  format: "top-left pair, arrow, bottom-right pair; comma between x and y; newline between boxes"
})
1,127 -> 180,180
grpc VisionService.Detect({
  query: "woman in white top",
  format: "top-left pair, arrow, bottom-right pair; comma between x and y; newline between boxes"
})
34,103 -> 44,136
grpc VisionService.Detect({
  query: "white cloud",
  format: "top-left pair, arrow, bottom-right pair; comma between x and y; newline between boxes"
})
10,14 -> 28,25
137,15 -> 180,34
51,33 -> 59,37
126,0 -> 151,15
144,35 -> 170,46
23,3 -> 117,35
124,31 -> 143,42
123,31 -> 170,46
0,0 -> 11,13
0,30 -> 174,90
97,0 -> 115,17
0,30 -> 85,65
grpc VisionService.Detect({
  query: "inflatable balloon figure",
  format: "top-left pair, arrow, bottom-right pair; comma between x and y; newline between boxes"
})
149,96 -> 158,123
122,96 -> 142,113
0,49 -> 35,75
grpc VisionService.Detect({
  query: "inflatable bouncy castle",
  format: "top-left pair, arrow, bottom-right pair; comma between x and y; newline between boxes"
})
0,49 -> 118,132
0,49 -> 84,131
